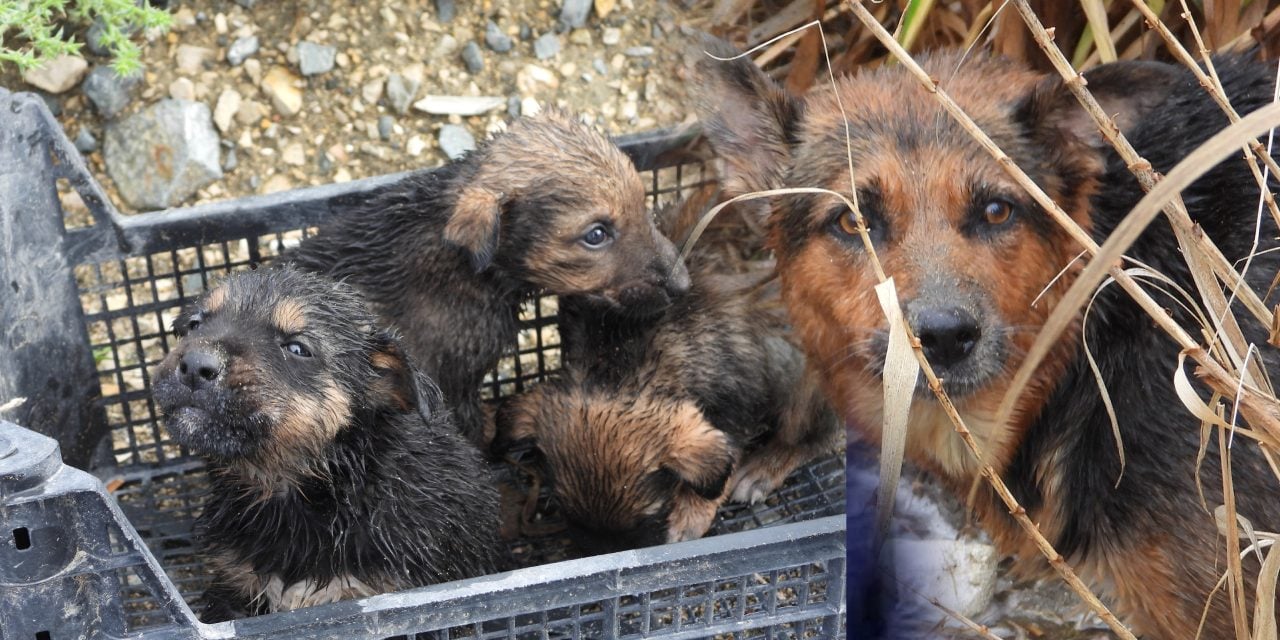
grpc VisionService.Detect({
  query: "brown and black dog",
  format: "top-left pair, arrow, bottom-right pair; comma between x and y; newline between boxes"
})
152,266 -> 502,621
285,109 -> 690,449
695,37 -> 1280,639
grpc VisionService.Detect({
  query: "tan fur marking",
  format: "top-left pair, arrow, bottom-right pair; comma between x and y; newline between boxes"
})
270,298 -> 307,335
203,285 -> 228,313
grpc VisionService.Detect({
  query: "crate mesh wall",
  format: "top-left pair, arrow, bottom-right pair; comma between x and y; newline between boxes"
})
65,155 -> 846,636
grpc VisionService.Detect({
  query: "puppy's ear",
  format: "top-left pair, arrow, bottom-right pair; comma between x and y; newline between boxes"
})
1017,60 -> 1183,148
664,403 -> 737,500
491,392 -> 542,455
444,186 -> 503,272
368,331 -> 443,422
691,34 -> 803,222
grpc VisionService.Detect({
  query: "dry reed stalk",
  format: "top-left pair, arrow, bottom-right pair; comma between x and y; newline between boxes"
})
847,2 -> 1139,637
1220,422 -> 1251,638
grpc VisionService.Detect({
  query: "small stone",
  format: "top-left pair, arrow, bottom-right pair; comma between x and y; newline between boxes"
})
438,124 -> 475,160
81,66 -> 140,119
362,78 -> 385,105
592,57 -> 607,76
36,92 -> 61,117
534,33 -> 561,60
435,0 -> 456,22
485,21 -> 514,53
172,7 -> 197,31
235,0 -> 257,8
296,41 -> 337,76
624,46 -> 655,57
406,135 -> 427,157
213,89 -> 242,134
569,29 -> 592,46
326,143 -> 348,164
214,13 -> 228,35
559,0 -> 591,30
559,62 -> 577,77
261,174 -> 292,194
74,129 -> 98,153
621,99 -> 637,120
243,59 -> 263,84
22,55 -> 88,94
517,64 -> 560,93
333,168 -> 353,183
520,97 -> 542,117
282,142 -> 306,166
103,99 -> 223,210
601,28 -> 621,46
359,141 -> 387,159
335,52 -> 350,68
412,95 -> 505,116
384,73 -> 419,115
378,115 -> 395,141
226,35 -> 260,66
87,19 -> 140,56
168,77 -> 195,101
223,147 -> 238,171
262,67 -> 303,117
434,34 -> 459,58
175,45 -> 214,75
235,99 -> 265,125
594,0 -> 617,18
507,95 -> 521,118
520,23 -> 533,41
461,42 -> 484,74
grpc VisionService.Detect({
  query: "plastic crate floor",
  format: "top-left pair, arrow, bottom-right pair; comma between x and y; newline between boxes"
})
102,452 -> 845,625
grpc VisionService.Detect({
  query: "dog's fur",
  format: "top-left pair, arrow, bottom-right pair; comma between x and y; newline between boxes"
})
284,109 -> 690,448
695,38 -> 1280,639
496,255 -> 841,553
151,267 -> 502,621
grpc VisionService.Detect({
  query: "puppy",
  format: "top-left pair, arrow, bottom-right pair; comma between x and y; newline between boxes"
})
151,266 -> 502,621
496,258 -> 842,553
695,38 -> 1280,639
284,109 -> 691,449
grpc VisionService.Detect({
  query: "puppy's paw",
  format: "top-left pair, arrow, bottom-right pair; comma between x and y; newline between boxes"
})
727,458 -> 787,505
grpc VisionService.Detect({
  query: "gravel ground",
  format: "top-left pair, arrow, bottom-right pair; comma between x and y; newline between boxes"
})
1,0 -> 698,214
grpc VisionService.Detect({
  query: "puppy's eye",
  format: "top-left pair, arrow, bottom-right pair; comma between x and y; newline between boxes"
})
983,199 -> 1015,225
581,223 -> 613,248
186,314 -> 203,332
835,210 -> 860,236
283,341 -> 313,358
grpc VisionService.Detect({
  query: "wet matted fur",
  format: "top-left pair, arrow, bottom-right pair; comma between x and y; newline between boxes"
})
151,266 -> 502,621
695,36 -> 1280,639
283,109 -> 690,449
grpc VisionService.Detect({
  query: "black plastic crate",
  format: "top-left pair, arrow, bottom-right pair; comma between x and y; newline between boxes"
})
0,87 -> 847,639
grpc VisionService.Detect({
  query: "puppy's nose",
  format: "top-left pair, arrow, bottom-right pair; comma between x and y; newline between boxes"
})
913,307 -> 981,368
179,349 -> 224,391
664,260 -> 691,298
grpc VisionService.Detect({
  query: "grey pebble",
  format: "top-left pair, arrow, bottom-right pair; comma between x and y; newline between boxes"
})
378,115 -> 395,141
223,147 -> 237,171
226,36 -> 260,66
434,0 -> 456,22
559,0 -> 591,30
103,99 -> 223,210
624,46 -> 655,57
438,124 -> 476,161
533,33 -> 561,60
296,41 -> 336,76
485,21 -> 513,53
81,66 -> 141,120
461,42 -> 484,74
384,73 -> 419,115
74,129 -> 98,153
235,0 -> 257,8
592,57 -> 607,76
507,95 -> 521,118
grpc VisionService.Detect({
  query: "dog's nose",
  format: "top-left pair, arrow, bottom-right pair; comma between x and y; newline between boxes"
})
913,307 -> 981,368
664,260 -> 691,297
179,349 -> 224,391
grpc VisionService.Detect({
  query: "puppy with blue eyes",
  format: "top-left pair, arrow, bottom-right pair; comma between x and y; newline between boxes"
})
151,266 -> 502,622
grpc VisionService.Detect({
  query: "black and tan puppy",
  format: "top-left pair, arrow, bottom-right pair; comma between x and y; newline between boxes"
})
151,266 -> 502,622
497,259 -> 842,553
695,37 -> 1280,639
285,109 -> 690,449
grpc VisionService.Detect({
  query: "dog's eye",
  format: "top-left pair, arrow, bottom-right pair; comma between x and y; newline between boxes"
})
186,314 -> 203,332
282,341 -> 313,358
581,223 -> 613,248
982,199 -> 1015,226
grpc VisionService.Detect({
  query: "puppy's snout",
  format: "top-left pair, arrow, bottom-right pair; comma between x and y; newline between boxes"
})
913,307 -> 981,368
179,349 -> 224,391
664,259 -> 691,297
652,230 -> 691,298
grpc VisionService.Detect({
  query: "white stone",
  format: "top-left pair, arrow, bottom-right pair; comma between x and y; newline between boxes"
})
412,95 -> 505,116
22,55 -> 88,93
213,89 -> 242,134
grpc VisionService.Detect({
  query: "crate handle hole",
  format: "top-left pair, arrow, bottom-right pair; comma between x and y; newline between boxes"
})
36,631 -> 51,640
12,526 -> 30,550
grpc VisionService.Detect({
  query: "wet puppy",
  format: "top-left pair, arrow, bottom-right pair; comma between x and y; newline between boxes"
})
152,266 -> 502,621
496,259 -> 841,553
285,109 -> 690,449
695,37 -> 1280,639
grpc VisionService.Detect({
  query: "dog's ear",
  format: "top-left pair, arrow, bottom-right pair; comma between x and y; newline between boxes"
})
1017,60 -> 1182,148
368,331 -> 443,422
444,186 -> 503,272
663,403 -> 736,500
491,393 -> 542,455
691,34 -> 803,222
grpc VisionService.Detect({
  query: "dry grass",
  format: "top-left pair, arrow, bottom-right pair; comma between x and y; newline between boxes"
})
687,0 -> 1280,637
